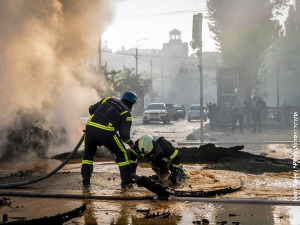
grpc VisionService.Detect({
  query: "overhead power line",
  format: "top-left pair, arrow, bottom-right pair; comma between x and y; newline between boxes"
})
118,8 -> 209,19
102,49 -> 195,59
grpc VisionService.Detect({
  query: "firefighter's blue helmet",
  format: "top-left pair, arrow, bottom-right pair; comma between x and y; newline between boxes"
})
122,91 -> 137,104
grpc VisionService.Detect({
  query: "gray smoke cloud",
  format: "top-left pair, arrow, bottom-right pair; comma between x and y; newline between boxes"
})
0,0 -> 115,157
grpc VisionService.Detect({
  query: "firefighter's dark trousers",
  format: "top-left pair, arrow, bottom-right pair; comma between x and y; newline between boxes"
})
81,127 -> 132,187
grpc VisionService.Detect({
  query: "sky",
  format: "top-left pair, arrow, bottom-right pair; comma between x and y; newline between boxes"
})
102,0 -> 218,53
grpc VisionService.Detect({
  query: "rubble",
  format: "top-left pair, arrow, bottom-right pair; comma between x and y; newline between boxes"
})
0,109 -> 67,161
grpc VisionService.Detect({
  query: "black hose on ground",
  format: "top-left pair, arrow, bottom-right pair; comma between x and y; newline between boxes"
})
0,134 -> 84,189
0,191 -> 300,205
0,191 -> 157,201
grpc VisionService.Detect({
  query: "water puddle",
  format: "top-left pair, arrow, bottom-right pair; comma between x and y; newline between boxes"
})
64,200 -> 300,225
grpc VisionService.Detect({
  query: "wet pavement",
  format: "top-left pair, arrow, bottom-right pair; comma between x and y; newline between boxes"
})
1,160 -> 299,225
1,118 -> 299,224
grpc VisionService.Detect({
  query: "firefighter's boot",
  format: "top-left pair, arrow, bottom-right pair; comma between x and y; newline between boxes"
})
119,165 -> 133,190
81,164 -> 93,189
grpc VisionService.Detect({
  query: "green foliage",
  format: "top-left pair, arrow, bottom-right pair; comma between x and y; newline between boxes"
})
272,3 -> 300,105
101,63 -> 152,98
206,0 -> 279,99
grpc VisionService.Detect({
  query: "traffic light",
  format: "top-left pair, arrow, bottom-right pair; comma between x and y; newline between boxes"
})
191,13 -> 202,50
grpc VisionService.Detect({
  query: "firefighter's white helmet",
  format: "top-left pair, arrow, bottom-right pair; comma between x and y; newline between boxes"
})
138,135 -> 154,154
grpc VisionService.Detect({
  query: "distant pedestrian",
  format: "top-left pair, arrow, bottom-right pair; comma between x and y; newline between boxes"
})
231,93 -> 244,133
250,92 -> 264,133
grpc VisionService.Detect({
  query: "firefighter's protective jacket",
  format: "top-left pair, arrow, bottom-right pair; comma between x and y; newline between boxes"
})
129,137 -> 181,174
87,97 -> 133,145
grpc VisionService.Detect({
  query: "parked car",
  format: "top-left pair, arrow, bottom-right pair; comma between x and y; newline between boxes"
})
174,104 -> 186,118
188,104 -> 208,122
143,103 -> 178,124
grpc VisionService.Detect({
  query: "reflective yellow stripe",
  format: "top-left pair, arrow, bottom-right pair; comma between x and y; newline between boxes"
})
113,135 -> 129,166
120,111 -> 128,115
87,121 -> 115,131
101,97 -> 110,104
130,159 -> 137,164
86,114 -> 115,131
126,117 -> 132,121
169,150 -> 178,160
130,149 -> 137,155
124,138 -> 132,144
87,114 -> 94,123
118,161 -> 130,166
162,157 -> 169,162
171,163 -> 181,168
82,160 -> 93,165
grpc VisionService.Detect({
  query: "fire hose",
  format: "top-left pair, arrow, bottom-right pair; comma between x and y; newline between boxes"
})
0,134 -> 299,206
0,134 -> 84,189
0,190 -> 300,205
0,132 -> 243,198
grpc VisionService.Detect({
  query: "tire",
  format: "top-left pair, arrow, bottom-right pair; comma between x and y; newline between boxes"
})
143,120 -> 149,125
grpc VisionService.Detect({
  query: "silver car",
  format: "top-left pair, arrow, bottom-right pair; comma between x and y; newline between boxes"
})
143,103 -> 169,124
188,104 -> 208,122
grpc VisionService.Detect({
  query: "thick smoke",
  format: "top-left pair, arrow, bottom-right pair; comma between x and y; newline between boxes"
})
0,0 -> 115,157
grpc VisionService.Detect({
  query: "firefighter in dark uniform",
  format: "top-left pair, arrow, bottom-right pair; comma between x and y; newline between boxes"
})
81,91 -> 137,189
130,135 -> 189,184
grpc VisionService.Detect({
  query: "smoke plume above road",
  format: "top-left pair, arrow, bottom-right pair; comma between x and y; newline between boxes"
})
0,0 -> 115,157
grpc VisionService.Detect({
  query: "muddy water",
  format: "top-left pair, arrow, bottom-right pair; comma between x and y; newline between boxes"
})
64,200 -> 300,225
59,162 -> 300,225
1,152 -> 299,224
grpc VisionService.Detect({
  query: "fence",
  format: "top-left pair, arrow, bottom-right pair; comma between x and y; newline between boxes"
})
208,103 -> 300,129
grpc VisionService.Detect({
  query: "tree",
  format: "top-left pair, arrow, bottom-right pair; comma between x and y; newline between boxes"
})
207,0 -> 279,101
101,63 -> 152,112
273,2 -> 300,105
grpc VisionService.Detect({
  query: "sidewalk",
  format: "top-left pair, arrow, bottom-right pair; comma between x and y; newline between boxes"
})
179,126 -> 293,145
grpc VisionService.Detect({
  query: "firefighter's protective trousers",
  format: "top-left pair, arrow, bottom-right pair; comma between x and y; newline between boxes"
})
81,128 -> 132,186
81,97 -> 133,187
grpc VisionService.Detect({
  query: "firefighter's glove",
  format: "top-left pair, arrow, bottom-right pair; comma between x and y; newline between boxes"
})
129,142 -> 136,149
168,168 -> 189,184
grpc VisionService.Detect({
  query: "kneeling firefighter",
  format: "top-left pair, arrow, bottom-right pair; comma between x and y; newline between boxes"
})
81,91 -> 137,189
130,135 -> 189,184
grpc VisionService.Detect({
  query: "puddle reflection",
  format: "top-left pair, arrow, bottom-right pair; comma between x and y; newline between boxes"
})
64,199 -> 300,225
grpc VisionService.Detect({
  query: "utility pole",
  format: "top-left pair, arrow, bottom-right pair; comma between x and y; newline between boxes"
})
135,39 -> 147,77
277,59 -> 280,108
198,50 -> 204,144
192,13 -> 204,144
150,58 -> 153,83
135,45 -> 138,76
161,65 -> 164,102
